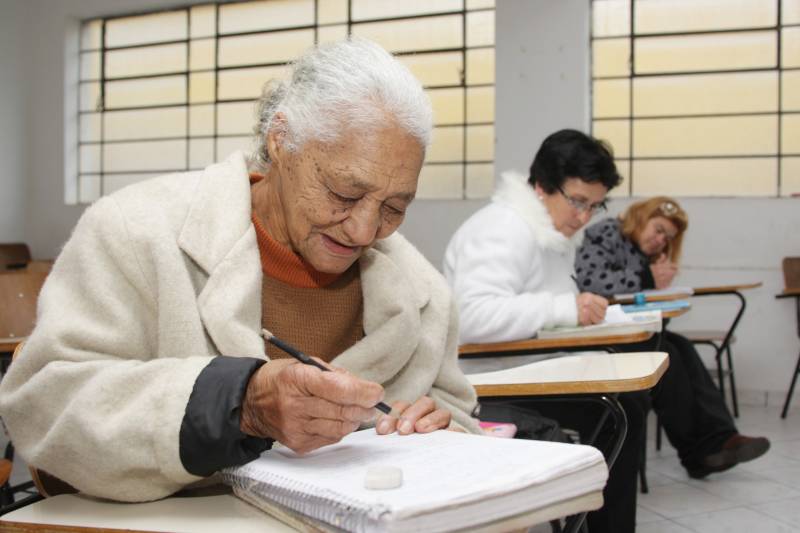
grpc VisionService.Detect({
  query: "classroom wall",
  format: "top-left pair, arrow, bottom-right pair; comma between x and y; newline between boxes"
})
0,0 -> 31,242
3,0 -> 799,405
0,0 -> 209,258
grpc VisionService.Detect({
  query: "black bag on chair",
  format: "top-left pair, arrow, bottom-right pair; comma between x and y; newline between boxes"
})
478,402 -> 571,443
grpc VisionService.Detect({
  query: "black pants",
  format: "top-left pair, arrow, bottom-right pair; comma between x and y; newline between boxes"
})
624,330 -> 738,471
481,392 -> 647,533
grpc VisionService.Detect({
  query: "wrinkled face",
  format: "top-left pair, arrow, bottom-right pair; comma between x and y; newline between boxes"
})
267,123 -> 424,274
536,177 -> 609,238
638,216 -> 679,257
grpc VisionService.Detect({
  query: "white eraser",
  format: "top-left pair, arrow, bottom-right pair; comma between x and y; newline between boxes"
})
364,465 -> 403,490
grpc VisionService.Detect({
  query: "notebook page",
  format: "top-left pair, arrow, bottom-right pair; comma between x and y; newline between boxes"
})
225,429 -> 603,523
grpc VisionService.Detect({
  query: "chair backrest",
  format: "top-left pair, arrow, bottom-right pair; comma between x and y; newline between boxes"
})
0,271 -> 48,340
0,243 -> 32,270
783,257 -> 800,291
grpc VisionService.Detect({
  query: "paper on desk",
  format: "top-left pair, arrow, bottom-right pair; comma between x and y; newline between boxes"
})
603,304 -> 633,324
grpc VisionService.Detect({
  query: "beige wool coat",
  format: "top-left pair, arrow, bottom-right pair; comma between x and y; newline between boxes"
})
0,151 -> 481,502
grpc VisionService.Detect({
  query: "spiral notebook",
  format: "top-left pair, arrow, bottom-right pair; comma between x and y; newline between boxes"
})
537,305 -> 662,339
222,429 -> 607,533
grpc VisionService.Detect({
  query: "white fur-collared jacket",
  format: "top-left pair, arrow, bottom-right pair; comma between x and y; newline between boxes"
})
443,170 -> 583,344
0,152 -> 480,502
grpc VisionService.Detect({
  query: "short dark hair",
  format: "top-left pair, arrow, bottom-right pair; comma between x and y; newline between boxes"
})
528,129 -> 621,193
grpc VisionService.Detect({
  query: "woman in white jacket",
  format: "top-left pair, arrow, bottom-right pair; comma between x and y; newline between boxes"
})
444,129 -> 639,533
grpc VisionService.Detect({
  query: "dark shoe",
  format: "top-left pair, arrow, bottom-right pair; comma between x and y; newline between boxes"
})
689,434 -> 770,479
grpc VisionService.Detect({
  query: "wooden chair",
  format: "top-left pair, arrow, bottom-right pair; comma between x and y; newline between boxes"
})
0,244 -> 31,271
0,271 -> 48,373
778,257 -> 800,418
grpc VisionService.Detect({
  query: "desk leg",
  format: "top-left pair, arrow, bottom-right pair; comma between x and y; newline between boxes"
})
781,297 -> 800,419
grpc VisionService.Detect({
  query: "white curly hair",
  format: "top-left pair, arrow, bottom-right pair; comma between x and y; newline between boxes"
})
250,37 -> 432,173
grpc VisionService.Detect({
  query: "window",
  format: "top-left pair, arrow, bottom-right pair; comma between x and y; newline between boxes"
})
75,0 -> 496,204
591,0 -> 800,197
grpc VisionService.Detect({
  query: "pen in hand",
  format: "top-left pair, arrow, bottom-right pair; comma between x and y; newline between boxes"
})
260,329 -> 395,416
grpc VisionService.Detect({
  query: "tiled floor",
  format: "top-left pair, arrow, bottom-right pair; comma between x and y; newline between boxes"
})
636,404 -> 800,532
527,404 -> 800,533
2,405 -> 799,531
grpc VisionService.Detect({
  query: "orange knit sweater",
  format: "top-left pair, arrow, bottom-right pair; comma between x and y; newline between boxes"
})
250,176 -> 364,362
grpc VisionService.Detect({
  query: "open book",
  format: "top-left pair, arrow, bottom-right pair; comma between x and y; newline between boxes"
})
222,429 -> 607,533
537,305 -> 662,339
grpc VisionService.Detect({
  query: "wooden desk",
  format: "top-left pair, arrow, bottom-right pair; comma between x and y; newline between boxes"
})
467,352 -> 669,398
693,282 -> 763,296
610,290 -> 692,304
466,351 -> 668,533
0,493 -> 294,533
777,288 -> 800,298
459,330 -> 654,357
0,486 -> 604,533
662,306 -> 689,319
0,337 -> 23,355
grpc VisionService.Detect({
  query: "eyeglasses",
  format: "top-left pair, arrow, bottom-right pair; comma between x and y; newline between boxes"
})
556,186 -> 608,215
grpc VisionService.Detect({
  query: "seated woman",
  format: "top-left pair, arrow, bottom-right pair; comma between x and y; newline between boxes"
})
0,38 -> 481,503
445,129 -> 642,533
576,198 -> 769,478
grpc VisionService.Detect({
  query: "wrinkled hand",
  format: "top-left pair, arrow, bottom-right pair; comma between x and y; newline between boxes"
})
240,359 -> 384,454
576,292 -> 608,325
651,254 -> 678,289
374,396 -> 452,435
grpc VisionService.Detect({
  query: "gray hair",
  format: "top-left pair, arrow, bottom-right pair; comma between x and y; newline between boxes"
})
251,37 -> 432,172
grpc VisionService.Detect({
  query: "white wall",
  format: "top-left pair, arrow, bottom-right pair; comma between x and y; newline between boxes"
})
0,0 -> 31,242
3,0 -> 799,405
6,0 -> 209,259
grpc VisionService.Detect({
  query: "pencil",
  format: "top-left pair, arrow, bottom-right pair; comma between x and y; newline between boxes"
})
261,329 -> 393,416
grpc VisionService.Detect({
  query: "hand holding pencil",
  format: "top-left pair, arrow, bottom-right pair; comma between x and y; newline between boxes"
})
239,330 -> 388,455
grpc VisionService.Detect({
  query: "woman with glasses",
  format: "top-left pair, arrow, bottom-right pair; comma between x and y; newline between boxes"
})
575,198 -> 770,480
445,129 -> 646,533
444,129 -> 618,345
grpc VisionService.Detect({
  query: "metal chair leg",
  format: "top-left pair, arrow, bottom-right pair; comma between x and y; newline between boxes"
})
725,344 -> 739,417
655,416 -> 662,451
639,428 -> 649,494
781,350 -> 800,419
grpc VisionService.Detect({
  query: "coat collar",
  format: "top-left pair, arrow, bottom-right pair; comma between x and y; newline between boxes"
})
178,151 -> 265,357
176,152 -> 430,358
177,151 -> 254,275
492,170 -> 585,254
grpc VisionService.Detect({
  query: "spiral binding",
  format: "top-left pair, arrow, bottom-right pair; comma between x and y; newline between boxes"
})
222,465 -> 392,532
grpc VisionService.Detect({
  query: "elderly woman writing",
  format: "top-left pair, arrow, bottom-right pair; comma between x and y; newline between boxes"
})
575,198 -> 769,479
0,38 -> 480,502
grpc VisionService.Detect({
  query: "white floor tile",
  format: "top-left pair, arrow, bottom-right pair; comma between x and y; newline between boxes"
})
686,470 -> 800,505
642,469 -> 683,490
637,505 -> 667,524
674,506 -> 799,533
636,520 -> 695,533
757,465 -> 800,490
751,496 -> 800,529
766,439 -> 800,460
645,455 -> 691,482
639,483 -> 736,519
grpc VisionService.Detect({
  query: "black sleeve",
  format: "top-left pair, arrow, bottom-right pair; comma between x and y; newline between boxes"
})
179,356 -> 273,477
575,219 -> 650,297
